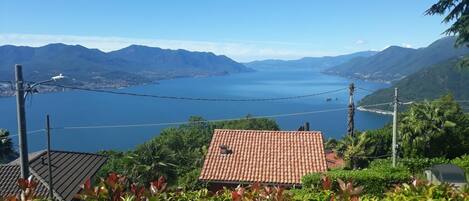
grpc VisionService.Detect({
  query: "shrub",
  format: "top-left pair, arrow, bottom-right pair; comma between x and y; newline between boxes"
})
452,154 -> 469,181
383,182 -> 469,200
302,167 -> 411,196
289,189 -> 334,201
451,154 -> 469,173
400,157 -> 450,175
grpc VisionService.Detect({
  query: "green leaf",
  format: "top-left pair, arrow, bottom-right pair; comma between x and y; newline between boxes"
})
444,120 -> 456,127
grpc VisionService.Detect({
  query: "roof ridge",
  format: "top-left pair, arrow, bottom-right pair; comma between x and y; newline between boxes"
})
214,129 -> 322,133
48,150 -> 106,157
28,150 -> 48,163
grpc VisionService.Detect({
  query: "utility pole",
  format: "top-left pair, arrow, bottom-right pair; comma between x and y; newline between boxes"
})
15,64 -> 29,179
347,83 -> 355,137
392,88 -> 399,168
46,115 -> 54,200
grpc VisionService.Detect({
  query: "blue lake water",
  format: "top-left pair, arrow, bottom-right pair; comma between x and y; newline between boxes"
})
0,69 -> 391,153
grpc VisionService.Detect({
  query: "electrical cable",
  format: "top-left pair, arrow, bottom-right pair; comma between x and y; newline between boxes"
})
43,83 -> 348,102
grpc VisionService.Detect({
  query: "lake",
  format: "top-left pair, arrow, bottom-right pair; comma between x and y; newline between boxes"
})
0,68 -> 391,153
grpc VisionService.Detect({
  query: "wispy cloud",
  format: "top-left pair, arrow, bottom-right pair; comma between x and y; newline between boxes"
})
0,33 -> 341,62
355,40 -> 366,45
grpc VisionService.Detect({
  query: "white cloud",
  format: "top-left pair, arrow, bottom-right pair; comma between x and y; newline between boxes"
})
0,33 -> 340,62
355,40 -> 366,45
401,43 -> 412,48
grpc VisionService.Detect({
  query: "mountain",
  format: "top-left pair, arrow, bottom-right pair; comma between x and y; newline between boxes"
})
359,57 -> 469,108
0,43 -> 252,93
244,51 -> 377,71
108,45 -> 250,78
324,37 -> 469,82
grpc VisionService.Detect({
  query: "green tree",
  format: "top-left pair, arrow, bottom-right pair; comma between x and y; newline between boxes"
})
400,95 -> 469,158
334,126 -> 392,169
335,133 -> 373,169
0,129 -> 18,164
98,116 -> 280,189
426,0 -> 469,46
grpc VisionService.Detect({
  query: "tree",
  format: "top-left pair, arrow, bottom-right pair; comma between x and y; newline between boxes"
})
400,95 -> 469,158
426,0 -> 469,46
98,116 -> 280,189
335,133 -> 373,169
0,129 -> 18,164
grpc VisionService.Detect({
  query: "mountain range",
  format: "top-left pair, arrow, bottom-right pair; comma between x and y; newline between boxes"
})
359,57 -> 469,108
323,36 -> 469,82
244,51 -> 377,71
0,43 -> 251,91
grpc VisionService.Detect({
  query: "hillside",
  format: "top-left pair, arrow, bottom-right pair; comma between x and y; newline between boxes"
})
0,44 -> 251,95
359,57 -> 469,108
244,51 -> 377,71
324,37 -> 469,82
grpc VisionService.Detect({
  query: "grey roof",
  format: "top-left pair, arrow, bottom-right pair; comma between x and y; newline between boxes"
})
429,164 -> 467,183
430,164 -> 465,174
0,150 -> 107,201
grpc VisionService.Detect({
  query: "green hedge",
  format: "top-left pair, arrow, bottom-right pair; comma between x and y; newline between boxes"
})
302,167 -> 411,196
370,156 -> 469,175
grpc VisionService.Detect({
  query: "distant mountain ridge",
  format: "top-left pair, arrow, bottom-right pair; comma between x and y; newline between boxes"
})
324,37 -> 469,82
0,43 -> 252,92
359,57 -> 469,109
244,51 -> 377,71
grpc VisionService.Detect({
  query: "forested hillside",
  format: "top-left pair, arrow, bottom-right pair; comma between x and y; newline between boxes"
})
324,37 -> 469,82
359,57 -> 469,108
0,43 -> 251,92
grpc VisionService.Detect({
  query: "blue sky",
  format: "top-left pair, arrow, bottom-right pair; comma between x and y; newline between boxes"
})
0,0 -> 450,61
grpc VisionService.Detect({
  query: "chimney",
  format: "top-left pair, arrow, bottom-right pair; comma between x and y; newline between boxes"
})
304,122 -> 310,131
219,144 -> 232,155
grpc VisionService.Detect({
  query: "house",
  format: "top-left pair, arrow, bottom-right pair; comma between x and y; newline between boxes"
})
0,150 -> 107,201
425,164 -> 467,188
325,150 -> 345,169
199,129 -> 327,190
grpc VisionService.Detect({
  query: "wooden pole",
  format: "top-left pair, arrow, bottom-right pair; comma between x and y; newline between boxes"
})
46,115 -> 53,200
347,83 -> 355,137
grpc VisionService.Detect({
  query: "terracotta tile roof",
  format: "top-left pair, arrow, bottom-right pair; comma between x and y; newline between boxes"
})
325,150 -> 345,169
0,150 -> 107,201
199,129 -> 327,185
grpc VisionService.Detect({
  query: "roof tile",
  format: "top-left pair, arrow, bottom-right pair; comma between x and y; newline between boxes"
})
199,129 -> 327,185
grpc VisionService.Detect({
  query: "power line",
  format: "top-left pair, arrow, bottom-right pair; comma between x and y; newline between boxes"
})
0,108 -> 349,139
51,107 -> 350,130
355,154 -> 391,159
4,129 -> 46,139
356,87 -> 377,93
44,83 -> 347,102
1,102 -> 392,140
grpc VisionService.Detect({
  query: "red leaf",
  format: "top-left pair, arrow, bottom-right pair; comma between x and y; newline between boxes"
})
17,178 -> 28,190
83,178 -> 91,190
251,182 -> 260,192
231,191 -> 242,201
107,173 -> 118,187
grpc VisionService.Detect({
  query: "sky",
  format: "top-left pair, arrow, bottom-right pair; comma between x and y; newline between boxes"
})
0,0 -> 451,62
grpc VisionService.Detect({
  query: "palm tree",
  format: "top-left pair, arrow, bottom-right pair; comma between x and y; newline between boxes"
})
400,96 -> 465,158
335,133 -> 373,169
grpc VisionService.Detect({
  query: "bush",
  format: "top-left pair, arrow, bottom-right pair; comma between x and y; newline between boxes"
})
452,154 -> 469,181
383,182 -> 469,200
302,167 -> 411,196
400,157 -> 450,175
452,154 -> 469,173
289,188 -> 334,201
